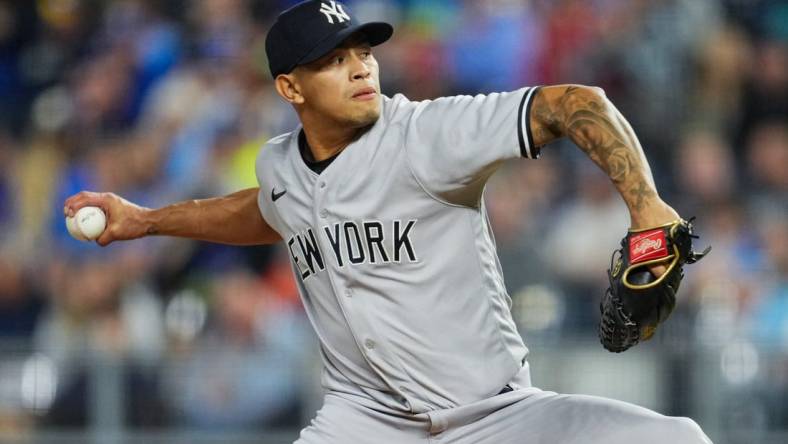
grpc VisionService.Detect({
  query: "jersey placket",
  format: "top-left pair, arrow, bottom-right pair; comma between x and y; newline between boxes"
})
312,170 -> 423,412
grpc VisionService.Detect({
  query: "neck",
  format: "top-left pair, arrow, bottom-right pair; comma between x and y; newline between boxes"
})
300,113 -> 368,162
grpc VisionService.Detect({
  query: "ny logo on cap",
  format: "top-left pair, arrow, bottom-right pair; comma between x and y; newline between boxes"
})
319,1 -> 350,24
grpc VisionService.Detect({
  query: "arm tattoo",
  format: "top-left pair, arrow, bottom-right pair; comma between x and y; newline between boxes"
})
628,181 -> 655,212
533,87 -> 657,212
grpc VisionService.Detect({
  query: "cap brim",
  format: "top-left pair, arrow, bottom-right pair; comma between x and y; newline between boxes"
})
297,22 -> 393,67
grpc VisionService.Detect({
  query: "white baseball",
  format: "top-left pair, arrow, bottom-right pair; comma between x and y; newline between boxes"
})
65,206 -> 107,241
65,214 -> 87,241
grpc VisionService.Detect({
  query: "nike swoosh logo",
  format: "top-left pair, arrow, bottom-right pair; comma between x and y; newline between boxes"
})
272,188 -> 287,202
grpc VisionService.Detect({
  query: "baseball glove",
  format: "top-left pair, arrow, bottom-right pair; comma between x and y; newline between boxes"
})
599,218 -> 710,353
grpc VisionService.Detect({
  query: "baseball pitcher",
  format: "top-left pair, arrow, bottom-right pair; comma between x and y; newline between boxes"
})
64,1 -> 711,443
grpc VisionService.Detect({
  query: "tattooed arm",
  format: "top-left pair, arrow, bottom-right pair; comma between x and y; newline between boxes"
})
528,85 -> 680,230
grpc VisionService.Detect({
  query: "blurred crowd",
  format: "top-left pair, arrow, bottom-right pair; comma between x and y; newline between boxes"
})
0,0 -> 786,437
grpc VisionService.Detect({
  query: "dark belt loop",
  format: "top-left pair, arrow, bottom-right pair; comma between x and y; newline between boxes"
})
498,384 -> 514,395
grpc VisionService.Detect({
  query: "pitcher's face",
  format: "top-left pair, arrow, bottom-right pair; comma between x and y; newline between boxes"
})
291,38 -> 381,128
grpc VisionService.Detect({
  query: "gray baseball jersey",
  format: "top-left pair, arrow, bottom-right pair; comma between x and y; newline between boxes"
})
255,88 -> 712,444
256,87 -> 540,414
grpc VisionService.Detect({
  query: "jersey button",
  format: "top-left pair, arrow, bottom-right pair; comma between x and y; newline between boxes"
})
319,209 -> 327,218
319,181 -> 326,188
364,339 -> 376,350
345,289 -> 353,297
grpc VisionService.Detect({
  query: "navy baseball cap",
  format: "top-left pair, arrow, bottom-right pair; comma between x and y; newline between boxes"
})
265,0 -> 393,78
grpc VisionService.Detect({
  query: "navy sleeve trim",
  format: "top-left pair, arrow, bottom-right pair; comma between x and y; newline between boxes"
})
517,86 -> 542,159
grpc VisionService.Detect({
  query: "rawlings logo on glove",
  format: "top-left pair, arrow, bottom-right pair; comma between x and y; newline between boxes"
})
598,218 -> 711,353
630,231 -> 667,263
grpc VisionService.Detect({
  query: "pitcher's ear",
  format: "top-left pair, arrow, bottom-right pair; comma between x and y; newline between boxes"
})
275,73 -> 304,105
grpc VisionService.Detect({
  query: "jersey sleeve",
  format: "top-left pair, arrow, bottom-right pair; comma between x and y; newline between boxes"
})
403,86 -> 542,207
254,132 -> 292,237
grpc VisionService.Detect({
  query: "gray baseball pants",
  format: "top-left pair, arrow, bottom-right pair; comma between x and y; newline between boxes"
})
295,388 -> 712,444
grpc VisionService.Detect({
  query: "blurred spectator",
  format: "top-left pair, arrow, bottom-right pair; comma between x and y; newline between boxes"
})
69,50 -> 135,135
738,38 -> 788,147
0,254 -> 43,338
535,0 -> 599,86
691,26 -> 752,138
98,0 -> 181,122
674,129 -> 737,209
744,121 -> 788,212
543,163 -> 629,332
486,155 -> 563,293
0,131 -> 17,246
745,209 -> 788,428
446,0 -> 538,92
748,210 -> 788,349
689,200 -> 762,344
34,254 -> 165,427
163,267 -> 310,430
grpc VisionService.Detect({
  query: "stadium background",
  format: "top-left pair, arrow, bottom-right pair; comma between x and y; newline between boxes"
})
0,0 -> 786,443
